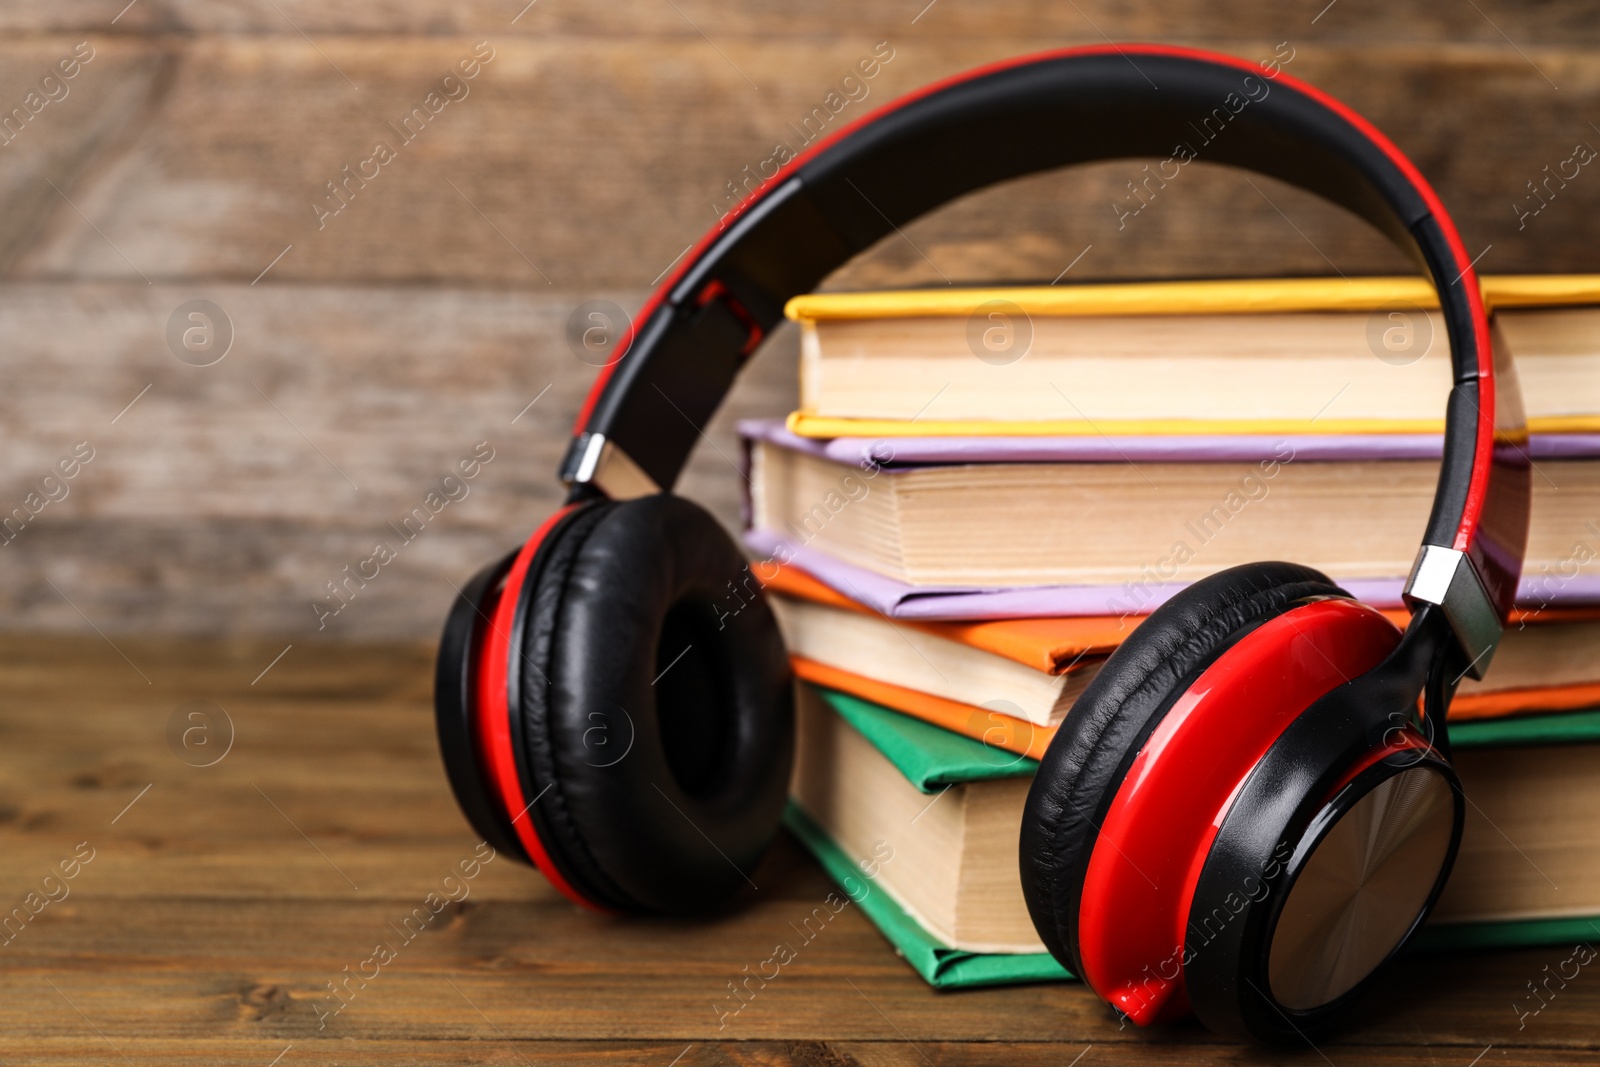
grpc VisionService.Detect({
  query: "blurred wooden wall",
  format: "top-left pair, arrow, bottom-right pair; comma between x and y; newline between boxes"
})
2,0 -> 1599,639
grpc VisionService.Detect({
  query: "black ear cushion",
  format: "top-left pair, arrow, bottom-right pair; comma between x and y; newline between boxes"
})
1019,562 -> 1349,978
434,549 -> 529,865
512,494 -> 793,914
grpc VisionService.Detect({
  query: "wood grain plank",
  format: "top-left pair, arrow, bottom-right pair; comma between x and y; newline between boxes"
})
14,279 -> 1600,641
0,1041 -> 1587,1067
0,283 -> 794,637
0,890 -> 1597,1048
0,37 -> 170,275
9,38 -> 1599,289
1,0 -> 1599,46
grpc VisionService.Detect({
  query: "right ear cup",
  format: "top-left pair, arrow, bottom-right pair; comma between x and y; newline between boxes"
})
1019,562 -> 1349,989
461,494 -> 793,915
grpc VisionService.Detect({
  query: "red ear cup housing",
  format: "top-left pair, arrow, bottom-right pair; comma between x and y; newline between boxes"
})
1019,562 -> 1351,984
435,495 -> 793,914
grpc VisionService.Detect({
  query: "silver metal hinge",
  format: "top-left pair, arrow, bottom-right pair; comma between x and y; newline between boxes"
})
1403,545 -> 1503,680
559,432 -> 661,501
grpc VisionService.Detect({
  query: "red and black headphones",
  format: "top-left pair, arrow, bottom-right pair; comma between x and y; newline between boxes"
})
434,46 -> 1531,1043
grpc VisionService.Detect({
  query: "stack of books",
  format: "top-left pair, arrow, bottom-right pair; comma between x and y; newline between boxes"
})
742,276 -> 1600,988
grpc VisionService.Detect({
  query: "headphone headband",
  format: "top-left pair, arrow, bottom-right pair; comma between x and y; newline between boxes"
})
560,44 -> 1529,674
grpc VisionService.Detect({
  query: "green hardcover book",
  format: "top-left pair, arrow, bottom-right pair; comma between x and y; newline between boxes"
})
789,685 -> 1600,989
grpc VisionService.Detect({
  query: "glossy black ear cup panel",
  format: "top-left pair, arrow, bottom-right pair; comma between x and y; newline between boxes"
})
1019,562 -> 1349,977
434,550 -> 528,865
513,494 -> 793,914
1187,736 -> 1462,1042
1181,611 -> 1462,1042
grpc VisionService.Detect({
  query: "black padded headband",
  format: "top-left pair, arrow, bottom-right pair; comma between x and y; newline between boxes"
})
560,44 -> 1529,671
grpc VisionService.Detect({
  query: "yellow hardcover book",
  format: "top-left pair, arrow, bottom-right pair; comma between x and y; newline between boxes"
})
784,275 -> 1600,321
783,275 -> 1600,438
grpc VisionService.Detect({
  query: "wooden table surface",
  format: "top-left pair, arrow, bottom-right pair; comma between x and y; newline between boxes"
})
0,634 -> 1594,1066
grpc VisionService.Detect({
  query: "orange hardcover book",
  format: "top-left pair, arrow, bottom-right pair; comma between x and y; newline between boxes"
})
762,561 -> 1600,752
792,656 -> 1057,761
1451,683 -> 1600,721
762,562 -> 1131,672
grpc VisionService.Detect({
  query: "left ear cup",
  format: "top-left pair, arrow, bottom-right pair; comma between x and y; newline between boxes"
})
500,494 -> 793,914
434,549 -> 530,866
1019,562 -> 1349,985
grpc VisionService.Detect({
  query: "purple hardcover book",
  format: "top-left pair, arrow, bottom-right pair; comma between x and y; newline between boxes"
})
737,418 -> 1600,619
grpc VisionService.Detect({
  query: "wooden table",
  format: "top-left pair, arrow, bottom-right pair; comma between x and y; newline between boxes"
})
2,634 -> 1595,1066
